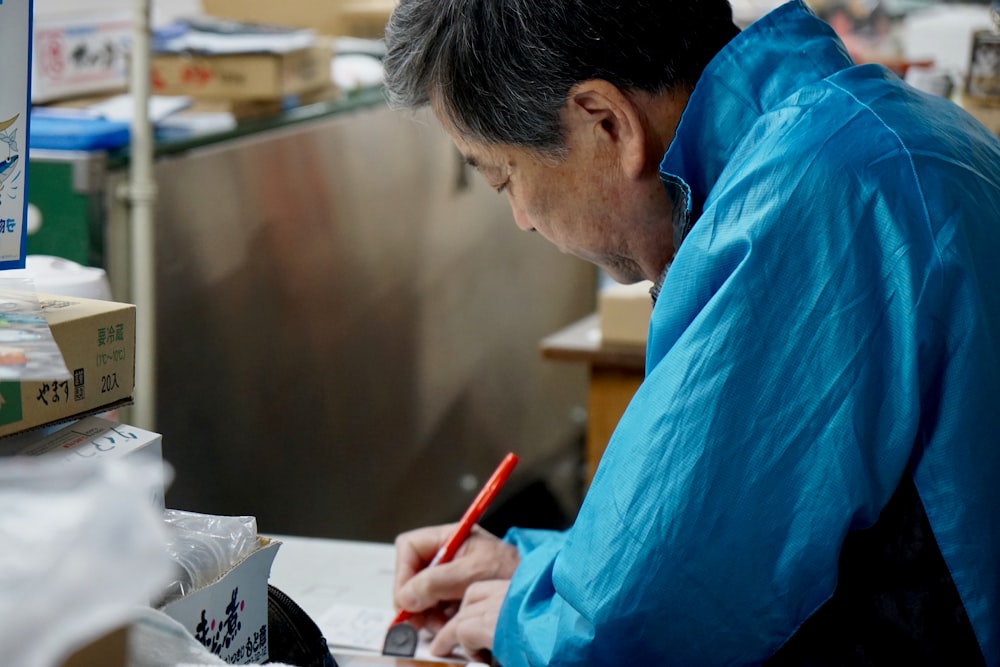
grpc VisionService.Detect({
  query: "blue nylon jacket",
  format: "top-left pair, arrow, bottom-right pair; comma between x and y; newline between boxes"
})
493,2 -> 1000,665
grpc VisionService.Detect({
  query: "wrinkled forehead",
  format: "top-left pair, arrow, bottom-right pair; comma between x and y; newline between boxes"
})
429,85 -> 537,152
430,88 -> 569,172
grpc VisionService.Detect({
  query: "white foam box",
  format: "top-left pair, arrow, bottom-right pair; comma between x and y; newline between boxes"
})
161,537 -> 282,664
597,280 -> 653,346
0,416 -> 164,506
31,11 -> 132,103
0,293 -> 135,437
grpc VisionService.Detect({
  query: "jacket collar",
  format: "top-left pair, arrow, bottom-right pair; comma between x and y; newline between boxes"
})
658,0 -> 854,223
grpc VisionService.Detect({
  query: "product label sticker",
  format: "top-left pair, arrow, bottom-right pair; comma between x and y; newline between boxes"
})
0,277 -> 70,381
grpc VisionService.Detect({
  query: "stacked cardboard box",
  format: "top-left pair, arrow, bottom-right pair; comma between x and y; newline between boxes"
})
0,293 -> 135,437
0,291 -> 280,664
151,44 -> 335,102
0,416 -> 165,507
597,281 -> 653,347
203,0 -> 397,39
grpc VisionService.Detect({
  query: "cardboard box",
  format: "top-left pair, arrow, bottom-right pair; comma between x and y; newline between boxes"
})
961,93 -> 1000,137
0,294 -> 135,438
967,30 -> 1000,103
598,281 -> 653,346
161,537 -> 281,664
338,1 -> 395,39
202,0 -> 397,38
61,626 -> 128,667
0,416 -> 164,506
203,0 -> 344,36
32,12 -> 132,103
187,83 -> 341,120
151,45 -> 334,101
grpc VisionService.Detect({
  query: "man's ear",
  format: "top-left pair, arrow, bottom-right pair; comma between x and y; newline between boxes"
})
565,80 -> 647,180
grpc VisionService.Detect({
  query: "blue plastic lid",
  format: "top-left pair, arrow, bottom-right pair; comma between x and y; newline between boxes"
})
29,114 -> 130,151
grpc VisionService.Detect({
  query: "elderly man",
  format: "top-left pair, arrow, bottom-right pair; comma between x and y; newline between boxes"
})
382,0 -> 1000,664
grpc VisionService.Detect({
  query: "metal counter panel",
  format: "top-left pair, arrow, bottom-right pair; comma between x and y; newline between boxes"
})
108,104 -> 595,541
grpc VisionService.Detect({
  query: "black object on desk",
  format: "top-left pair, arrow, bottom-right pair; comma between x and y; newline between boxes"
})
267,584 -> 339,667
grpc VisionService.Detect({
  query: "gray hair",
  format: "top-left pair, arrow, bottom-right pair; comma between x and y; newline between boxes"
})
383,0 -> 739,154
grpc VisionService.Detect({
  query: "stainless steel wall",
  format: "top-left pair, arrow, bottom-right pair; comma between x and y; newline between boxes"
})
107,103 -> 596,541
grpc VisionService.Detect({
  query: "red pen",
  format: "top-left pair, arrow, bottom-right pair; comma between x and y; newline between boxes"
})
391,451 -> 519,627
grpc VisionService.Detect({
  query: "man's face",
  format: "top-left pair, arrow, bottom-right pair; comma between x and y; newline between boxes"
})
435,100 -> 675,285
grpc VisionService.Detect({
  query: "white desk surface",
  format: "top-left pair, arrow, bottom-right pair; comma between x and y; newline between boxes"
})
266,533 -> 397,617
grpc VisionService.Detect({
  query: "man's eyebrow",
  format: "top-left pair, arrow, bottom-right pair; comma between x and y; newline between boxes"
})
465,156 -> 503,176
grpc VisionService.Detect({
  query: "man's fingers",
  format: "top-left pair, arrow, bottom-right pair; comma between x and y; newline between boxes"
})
393,523 -> 519,624
428,615 -> 460,656
427,579 -> 509,658
427,603 -> 497,657
397,559 -> 479,611
393,523 -> 458,598
401,603 -> 454,635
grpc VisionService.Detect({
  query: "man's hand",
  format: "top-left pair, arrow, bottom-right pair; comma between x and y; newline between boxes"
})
429,579 -> 511,658
392,523 -> 520,651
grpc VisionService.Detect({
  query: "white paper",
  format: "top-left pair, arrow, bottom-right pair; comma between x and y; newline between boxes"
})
159,30 -> 317,55
317,603 -> 394,652
316,603 -> 467,663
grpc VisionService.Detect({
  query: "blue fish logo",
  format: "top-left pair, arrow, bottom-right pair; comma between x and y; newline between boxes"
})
0,154 -> 18,192
0,115 -> 19,196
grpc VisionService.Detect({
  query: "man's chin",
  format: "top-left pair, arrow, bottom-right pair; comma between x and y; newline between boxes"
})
598,262 -> 646,285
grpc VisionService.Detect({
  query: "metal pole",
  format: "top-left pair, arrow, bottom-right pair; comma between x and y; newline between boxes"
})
127,0 -> 157,430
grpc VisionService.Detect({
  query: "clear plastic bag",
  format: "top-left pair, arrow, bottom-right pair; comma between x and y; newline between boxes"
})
158,509 -> 259,606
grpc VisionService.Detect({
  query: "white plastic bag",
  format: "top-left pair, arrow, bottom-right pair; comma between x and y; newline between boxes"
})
0,456 -> 173,667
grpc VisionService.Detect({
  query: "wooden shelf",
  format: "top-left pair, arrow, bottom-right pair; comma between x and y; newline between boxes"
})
540,314 -> 646,484
539,313 -> 645,371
